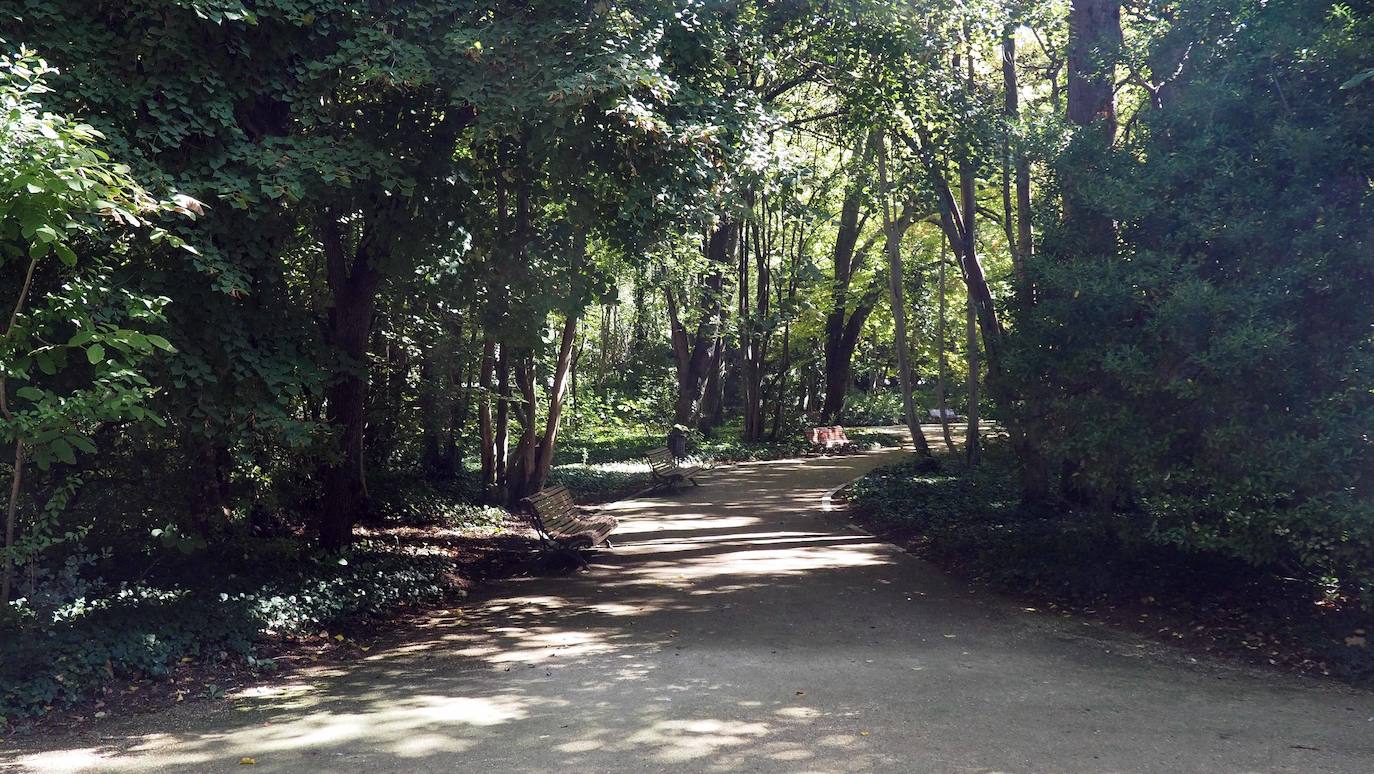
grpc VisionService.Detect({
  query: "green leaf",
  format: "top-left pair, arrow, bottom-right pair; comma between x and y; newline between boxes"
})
50,438 -> 76,465
86,344 -> 106,363
145,335 -> 175,352
54,242 -> 77,267
1340,69 -> 1374,90
36,351 -> 58,375
15,386 -> 43,401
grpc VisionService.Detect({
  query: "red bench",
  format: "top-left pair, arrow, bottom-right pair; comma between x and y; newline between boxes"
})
807,425 -> 857,454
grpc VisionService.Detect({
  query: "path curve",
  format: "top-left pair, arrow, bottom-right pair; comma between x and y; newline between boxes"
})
8,446 -> 1373,773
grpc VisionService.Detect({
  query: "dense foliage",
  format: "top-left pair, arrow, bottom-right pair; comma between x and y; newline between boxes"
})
1,0 -> 1371,721
1014,0 -> 1374,603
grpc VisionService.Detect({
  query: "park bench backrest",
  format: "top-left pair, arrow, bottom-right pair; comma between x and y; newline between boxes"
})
808,426 -> 849,447
522,484 -> 579,538
646,447 -> 679,475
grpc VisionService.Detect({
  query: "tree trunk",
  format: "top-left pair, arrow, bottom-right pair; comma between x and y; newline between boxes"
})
192,438 -> 233,537
316,251 -> 381,550
821,132 -> 878,422
1,440 -> 23,605
443,322 -> 477,476
420,317 -> 459,475
876,133 -> 933,457
509,352 -> 538,505
698,334 -> 726,435
1002,27 -> 1034,295
528,314 -> 580,494
935,249 -> 955,452
494,344 -> 511,503
965,292 -> 981,466
669,220 -> 736,451
1064,0 -> 1122,255
1054,0 -> 1125,507
904,129 -> 1004,383
739,211 -> 773,442
478,337 -> 497,494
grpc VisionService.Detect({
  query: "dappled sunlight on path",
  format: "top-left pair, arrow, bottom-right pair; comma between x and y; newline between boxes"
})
8,436 -> 1372,773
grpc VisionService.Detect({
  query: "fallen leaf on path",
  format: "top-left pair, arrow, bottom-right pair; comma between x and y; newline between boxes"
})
239,757 -> 256,765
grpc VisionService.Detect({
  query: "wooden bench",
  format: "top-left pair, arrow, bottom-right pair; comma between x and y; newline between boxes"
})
807,425 -> 857,454
519,485 -> 617,551
645,446 -> 702,490
928,408 -> 958,421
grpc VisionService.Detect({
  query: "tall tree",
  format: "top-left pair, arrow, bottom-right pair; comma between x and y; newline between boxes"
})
1063,0 -> 1122,255
876,133 -> 934,458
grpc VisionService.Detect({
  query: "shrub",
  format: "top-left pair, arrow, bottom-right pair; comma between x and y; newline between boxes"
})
0,542 -> 464,723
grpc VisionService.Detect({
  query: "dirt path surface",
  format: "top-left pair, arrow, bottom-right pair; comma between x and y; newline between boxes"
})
5,445 -> 1372,773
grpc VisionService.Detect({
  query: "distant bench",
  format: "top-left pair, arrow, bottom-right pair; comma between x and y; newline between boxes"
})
645,446 -> 702,491
807,425 -> 857,454
928,408 -> 958,421
520,484 -> 617,552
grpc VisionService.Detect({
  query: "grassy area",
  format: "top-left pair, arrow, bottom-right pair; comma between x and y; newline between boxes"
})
552,423 -> 903,501
847,446 -> 1374,686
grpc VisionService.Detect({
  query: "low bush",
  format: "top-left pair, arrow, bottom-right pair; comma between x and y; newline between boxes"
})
850,448 -> 1259,598
547,464 -> 651,502
366,473 -> 502,529
849,446 -> 1374,684
0,542 -> 465,723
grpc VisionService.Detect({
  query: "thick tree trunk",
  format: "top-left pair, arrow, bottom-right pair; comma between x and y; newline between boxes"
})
509,352 -> 538,505
669,220 -> 736,452
193,438 -> 233,537
318,297 -> 375,548
1055,0 -> 1125,508
1064,0 -> 1122,255
821,133 -> 878,422
316,251 -> 381,550
1067,0 -> 1121,130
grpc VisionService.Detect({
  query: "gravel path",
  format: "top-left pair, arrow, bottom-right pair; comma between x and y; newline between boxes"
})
6,444 -> 1372,773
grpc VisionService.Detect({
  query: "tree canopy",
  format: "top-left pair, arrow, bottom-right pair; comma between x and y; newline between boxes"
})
1,0 -> 1371,721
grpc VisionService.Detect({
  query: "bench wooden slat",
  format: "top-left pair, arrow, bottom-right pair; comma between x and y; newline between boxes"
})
519,484 -> 618,550
644,447 -> 702,490
808,425 -> 857,454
